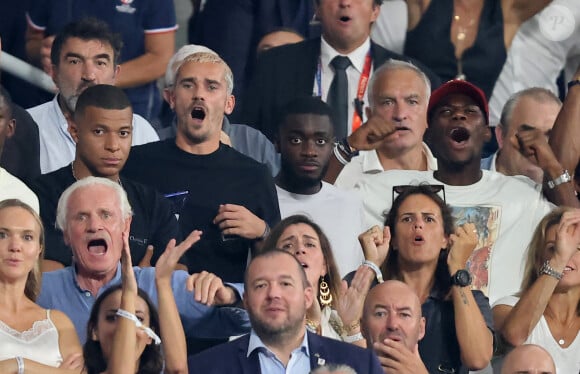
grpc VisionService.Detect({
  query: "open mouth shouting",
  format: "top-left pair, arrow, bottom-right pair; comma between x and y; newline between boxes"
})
413,234 -> 425,245
450,127 -> 470,144
190,105 -> 207,121
87,238 -> 108,256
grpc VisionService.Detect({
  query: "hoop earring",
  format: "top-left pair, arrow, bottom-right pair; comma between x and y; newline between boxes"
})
319,276 -> 332,307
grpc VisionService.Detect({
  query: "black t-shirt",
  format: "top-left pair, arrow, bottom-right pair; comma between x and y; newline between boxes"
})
123,140 -> 280,282
28,165 -> 181,266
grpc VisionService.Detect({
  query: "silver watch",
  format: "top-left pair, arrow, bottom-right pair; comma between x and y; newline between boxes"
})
546,170 -> 572,189
539,260 -> 563,280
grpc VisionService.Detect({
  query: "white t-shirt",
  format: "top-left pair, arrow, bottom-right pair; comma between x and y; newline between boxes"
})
0,167 -> 40,213
28,95 -> 159,174
335,142 -> 438,190
354,169 -> 554,305
494,295 -> 580,374
276,182 -> 366,277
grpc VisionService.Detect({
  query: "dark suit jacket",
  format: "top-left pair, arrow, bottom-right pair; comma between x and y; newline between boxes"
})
240,37 -> 441,140
187,331 -> 383,374
190,0 -> 318,115
1,105 -> 41,183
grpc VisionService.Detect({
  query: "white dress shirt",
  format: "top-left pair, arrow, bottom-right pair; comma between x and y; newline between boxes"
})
316,37 -> 373,134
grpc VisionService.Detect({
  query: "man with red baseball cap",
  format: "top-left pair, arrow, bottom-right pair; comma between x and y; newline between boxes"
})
353,79 -> 567,372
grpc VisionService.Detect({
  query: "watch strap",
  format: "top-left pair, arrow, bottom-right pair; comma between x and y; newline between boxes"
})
539,260 -> 562,280
546,170 -> 571,189
450,269 -> 472,287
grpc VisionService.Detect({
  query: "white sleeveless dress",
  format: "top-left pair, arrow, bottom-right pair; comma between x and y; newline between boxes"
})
0,309 -> 64,367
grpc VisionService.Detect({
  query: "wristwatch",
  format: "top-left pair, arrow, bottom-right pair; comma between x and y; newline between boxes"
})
546,170 -> 571,189
450,269 -> 472,287
539,260 -> 563,280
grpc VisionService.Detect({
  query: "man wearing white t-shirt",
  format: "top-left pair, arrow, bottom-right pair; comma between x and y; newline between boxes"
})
354,80 -> 563,305
275,96 -> 365,277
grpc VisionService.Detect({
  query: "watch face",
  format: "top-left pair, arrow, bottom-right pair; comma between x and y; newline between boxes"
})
454,270 -> 472,286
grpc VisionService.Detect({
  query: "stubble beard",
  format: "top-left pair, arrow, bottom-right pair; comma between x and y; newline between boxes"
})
249,308 -> 305,346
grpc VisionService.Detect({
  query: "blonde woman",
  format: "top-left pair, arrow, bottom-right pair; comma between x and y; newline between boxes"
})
0,199 -> 83,372
493,207 -> 580,373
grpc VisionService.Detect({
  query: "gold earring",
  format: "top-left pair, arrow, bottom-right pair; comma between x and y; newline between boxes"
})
319,276 -> 332,307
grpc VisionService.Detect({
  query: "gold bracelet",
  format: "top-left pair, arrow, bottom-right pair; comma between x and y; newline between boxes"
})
342,320 -> 360,335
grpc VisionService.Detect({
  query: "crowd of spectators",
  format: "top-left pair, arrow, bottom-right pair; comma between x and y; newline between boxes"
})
1,1 -> 579,373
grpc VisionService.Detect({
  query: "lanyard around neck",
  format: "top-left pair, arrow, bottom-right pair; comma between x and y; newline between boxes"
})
316,50 -> 372,132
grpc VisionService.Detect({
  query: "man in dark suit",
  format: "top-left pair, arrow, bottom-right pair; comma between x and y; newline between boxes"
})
187,249 -> 383,373
241,0 -> 440,141
190,0 -> 317,113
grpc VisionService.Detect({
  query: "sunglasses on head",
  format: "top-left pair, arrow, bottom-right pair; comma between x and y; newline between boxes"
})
392,184 -> 446,204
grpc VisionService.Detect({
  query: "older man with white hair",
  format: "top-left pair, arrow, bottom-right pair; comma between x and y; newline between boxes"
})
327,59 -> 437,187
36,177 -> 250,343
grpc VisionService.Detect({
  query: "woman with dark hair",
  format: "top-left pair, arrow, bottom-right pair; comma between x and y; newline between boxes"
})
83,229 -> 195,374
262,214 -> 388,347
362,185 -> 493,373
493,207 -> 580,373
0,199 -> 83,373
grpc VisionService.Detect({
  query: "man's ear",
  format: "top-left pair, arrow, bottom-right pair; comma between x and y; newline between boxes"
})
50,65 -> 58,85
162,88 -> 171,104
418,316 -> 426,341
63,228 -> 71,246
304,285 -> 314,310
495,126 -> 504,149
224,95 -> 236,115
113,64 -> 121,80
6,118 -> 15,139
69,120 -> 80,143
123,215 -> 133,235
370,1 -> 381,23
168,89 -> 177,110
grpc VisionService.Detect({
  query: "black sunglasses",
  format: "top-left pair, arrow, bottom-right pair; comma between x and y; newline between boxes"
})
392,184 -> 446,203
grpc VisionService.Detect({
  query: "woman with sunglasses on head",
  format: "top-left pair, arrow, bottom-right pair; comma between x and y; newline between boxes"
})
0,199 -> 83,373
360,185 -> 493,373
83,229 -> 197,374
493,207 -> 580,373
262,214 -> 389,347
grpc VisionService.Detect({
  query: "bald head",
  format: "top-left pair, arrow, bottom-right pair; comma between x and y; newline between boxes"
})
361,280 -> 425,350
501,344 -> 555,374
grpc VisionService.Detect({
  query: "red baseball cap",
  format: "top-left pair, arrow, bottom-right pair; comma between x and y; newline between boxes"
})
427,80 -> 489,124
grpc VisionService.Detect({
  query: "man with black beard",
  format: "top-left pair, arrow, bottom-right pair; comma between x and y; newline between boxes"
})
274,97 -> 365,277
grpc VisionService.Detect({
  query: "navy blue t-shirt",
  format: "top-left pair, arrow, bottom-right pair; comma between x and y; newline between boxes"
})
27,0 -> 177,121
